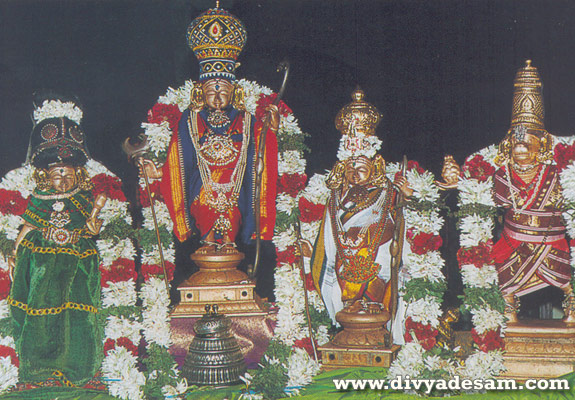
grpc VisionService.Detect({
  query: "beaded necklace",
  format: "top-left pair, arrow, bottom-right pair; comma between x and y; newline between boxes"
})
505,162 -> 545,211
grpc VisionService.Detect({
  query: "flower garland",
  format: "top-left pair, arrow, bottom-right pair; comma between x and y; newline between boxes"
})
32,99 -> 83,125
139,78 -> 312,398
384,161 -> 455,384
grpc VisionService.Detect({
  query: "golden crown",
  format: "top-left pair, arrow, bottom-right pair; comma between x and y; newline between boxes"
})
187,7 -> 247,81
510,59 -> 545,131
335,88 -> 381,136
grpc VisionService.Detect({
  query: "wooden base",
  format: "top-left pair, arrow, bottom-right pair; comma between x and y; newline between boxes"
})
319,343 -> 400,371
171,281 -> 267,317
501,319 -> 575,380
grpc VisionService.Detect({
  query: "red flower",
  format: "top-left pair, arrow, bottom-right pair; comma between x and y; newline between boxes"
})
298,269 -> 316,292
0,269 -> 11,300
298,197 -> 325,223
0,189 -> 28,216
471,328 -> 504,352
141,261 -> 175,282
406,229 -> 443,255
91,174 -> 126,202
462,155 -> 495,182
278,173 -> 307,197
104,337 -> 138,356
0,345 -> 18,367
293,337 -> 320,360
139,180 -> 163,207
255,94 -> 293,121
404,317 -> 438,351
554,142 -> 575,171
407,160 -> 425,174
276,245 -> 299,265
100,258 -> 137,287
103,338 -> 116,354
147,103 -> 182,131
457,241 -> 493,268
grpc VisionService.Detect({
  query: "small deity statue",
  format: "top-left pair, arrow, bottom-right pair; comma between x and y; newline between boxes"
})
440,60 -> 575,324
140,6 -> 279,257
8,100 -> 107,385
311,88 -> 412,345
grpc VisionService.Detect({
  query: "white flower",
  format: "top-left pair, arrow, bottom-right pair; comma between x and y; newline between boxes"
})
286,347 -> 321,388
237,79 -> 273,115
0,300 -> 9,320
560,164 -> 575,204
273,307 -> 307,345
300,220 -> 322,246
273,225 -> 298,252
142,203 -> 173,233
100,199 -> 131,227
102,280 -> 138,308
404,251 -> 445,283
423,354 -> 456,375
141,244 -> 176,265
158,80 -> 195,111
33,100 -> 83,124
471,307 -> 505,335
0,357 -> 18,393
388,341 -> 425,379
142,122 -> 172,158
97,238 -> 136,267
458,177 -> 495,206
0,255 -> 9,272
461,264 -> 498,288
105,316 -> 142,344
315,324 -> 330,346
459,214 -> 494,247
276,193 -> 298,215
0,166 -> 35,199
385,162 -> 401,179
336,132 -> 382,161
0,336 -> 15,349
102,347 -> 146,400
406,296 -> 442,328
279,114 -> 304,137
162,378 -> 188,398
301,173 -> 330,205
404,209 -> 443,235
0,214 -> 23,241
459,350 -> 505,381
142,308 -> 172,348
407,169 -> 440,203
86,159 -> 114,177
278,151 -> 306,175
476,145 -> 499,167
140,277 -> 171,309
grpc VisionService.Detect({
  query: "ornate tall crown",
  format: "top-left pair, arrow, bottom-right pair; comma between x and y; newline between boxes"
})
187,7 -> 247,82
335,88 -> 383,160
510,59 -> 545,131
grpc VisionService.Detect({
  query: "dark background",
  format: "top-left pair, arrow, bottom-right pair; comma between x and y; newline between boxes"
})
1,0 -> 575,307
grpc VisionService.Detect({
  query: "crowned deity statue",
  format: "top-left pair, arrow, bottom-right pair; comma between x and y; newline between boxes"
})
441,60 -> 575,324
139,6 -> 280,292
7,99 -> 107,385
311,88 -> 412,346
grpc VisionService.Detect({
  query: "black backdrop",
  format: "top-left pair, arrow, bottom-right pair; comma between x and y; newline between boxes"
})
2,0 -> 575,305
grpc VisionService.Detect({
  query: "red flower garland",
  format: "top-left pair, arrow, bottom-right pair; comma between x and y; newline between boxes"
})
138,180 -> 163,208
457,240 -> 493,269
0,189 -> 28,216
0,269 -> 11,299
147,103 -> 182,131
0,345 -> 18,367
471,328 -> 504,352
554,142 -> 575,172
404,317 -> 438,351
92,174 -> 126,202
255,94 -> 293,121
406,229 -> 443,255
104,337 -> 138,356
276,245 -> 299,265
278,173 -> 307,198
100,258 -> 138,288
293,337 -> 320,360
462,155 -> 496,182
141,261 -> 175,283
298,197 -> 325,223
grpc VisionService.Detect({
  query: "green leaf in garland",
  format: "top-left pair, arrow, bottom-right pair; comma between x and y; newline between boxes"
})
454,203 -> 498,221
461,286 -> 506,313
0,233 -> 14,258
142,343 -> 181,400
137,227 -> 174,253
0,317 -> 13,337
275,210 -> 300,233
403,279 -> 447,303
277,131 -> 310,154
99,217 -> 137,243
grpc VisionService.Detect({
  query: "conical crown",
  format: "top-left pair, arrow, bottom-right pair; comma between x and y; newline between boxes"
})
187,7 -> 247,81
335,88 -> 381,136
510,59 -> 545,131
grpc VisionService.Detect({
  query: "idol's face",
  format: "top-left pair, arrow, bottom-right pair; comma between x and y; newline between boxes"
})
344,156 -> 374,186
511,133 -> 541,166
202,79 -> 234,111
48,165 -> 77,193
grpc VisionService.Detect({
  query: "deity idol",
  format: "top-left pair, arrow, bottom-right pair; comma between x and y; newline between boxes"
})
311,88 -> 412,344
8,100 -> 107,385
140,7 -> 280,257
441,60 -> 575,324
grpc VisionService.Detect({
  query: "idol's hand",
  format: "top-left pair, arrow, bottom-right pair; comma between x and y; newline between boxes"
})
266,104 -> 280,133
138,159 -> 163,180
85,217 -> 104,236
436,155 -> 461,190
7,255 -> 15,282
393,175 -> 413,198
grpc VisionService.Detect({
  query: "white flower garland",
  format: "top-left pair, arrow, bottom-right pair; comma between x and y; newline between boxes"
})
33,99 -> 83,125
